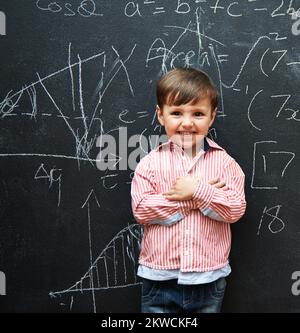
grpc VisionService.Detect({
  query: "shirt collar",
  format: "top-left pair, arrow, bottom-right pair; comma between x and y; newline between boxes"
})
156,137 -> 224,153
205,137 -> 225,152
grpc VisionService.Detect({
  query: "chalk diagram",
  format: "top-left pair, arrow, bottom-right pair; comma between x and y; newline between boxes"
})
49,222 -> 143,313
0,42 -> 141,313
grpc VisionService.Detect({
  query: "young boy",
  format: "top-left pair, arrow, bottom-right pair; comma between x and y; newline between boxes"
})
131,68 -> 246,313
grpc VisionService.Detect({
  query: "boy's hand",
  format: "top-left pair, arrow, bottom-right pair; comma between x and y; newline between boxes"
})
163,177 -> 227,201
163,176 -> 199,201
208,177 -> 227,190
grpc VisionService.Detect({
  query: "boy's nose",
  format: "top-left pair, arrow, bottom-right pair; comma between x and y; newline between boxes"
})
181,118 -> 194,128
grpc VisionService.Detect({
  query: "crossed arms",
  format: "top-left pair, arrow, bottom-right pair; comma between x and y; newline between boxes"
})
131,156 -> 246,225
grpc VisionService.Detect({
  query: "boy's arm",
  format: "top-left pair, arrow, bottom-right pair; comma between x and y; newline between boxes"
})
131,155 -> 193,226
192,159 -> 246,223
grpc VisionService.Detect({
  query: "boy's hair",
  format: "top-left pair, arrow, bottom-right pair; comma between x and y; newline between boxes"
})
156,68 -> 219,110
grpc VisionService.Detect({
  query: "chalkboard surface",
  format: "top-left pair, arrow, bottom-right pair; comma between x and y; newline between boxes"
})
0,0 -> 300,313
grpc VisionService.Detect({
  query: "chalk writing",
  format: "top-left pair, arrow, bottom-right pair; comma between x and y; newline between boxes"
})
247,91 -> 300,131
34,163 -> 62,206
257,205 -> 285,235
35,0 -> 103,17
251,141 -> 295,190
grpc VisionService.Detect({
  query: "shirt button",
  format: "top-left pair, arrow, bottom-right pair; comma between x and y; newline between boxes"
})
185,230 -> 189,235
184,251 -> 189,256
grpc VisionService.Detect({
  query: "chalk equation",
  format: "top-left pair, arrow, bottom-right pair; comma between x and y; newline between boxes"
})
248,91 -> 300,131
35,0 -> 103,17
34,0 -> 300,21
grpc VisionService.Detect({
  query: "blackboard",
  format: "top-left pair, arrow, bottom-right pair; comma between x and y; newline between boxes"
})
0,0 -> 300,313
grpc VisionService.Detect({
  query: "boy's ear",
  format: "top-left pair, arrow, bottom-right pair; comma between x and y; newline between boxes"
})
209,108 -> 217,127
156,105 -> 165,126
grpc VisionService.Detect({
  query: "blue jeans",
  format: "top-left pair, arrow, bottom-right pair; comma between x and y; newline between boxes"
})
141,277 -> 226,313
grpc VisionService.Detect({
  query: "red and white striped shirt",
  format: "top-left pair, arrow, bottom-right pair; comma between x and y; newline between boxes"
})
131,138 -> 246,272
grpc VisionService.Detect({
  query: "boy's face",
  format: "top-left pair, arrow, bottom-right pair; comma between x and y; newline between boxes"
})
156,97 -> 216,157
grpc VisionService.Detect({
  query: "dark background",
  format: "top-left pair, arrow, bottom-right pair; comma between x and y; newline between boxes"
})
0,0 -> 300,313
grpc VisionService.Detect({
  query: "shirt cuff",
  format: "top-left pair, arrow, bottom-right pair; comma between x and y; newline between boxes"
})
149,211 -> 183,226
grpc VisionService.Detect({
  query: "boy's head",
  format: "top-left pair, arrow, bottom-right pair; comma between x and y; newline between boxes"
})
156,68 -> 218,110
156,68 -> 218,157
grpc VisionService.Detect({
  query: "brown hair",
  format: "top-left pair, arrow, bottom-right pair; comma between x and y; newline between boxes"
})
156,68 -> 219,110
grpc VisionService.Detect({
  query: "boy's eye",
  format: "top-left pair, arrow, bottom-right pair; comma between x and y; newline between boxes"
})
194,112 -> 204,117
171,111 -> 181,116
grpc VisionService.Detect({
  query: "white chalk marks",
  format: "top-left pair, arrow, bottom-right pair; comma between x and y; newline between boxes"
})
0,43 -> 136,167
49,223 -> 142,312
257,205 -> 285,236
251,141 -> 295,190
34,163 -> 62,207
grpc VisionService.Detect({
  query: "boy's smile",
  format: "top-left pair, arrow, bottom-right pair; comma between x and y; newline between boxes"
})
157,97 -> 216,157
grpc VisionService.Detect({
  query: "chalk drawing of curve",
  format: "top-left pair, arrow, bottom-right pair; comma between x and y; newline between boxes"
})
49,223 -> 143,301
